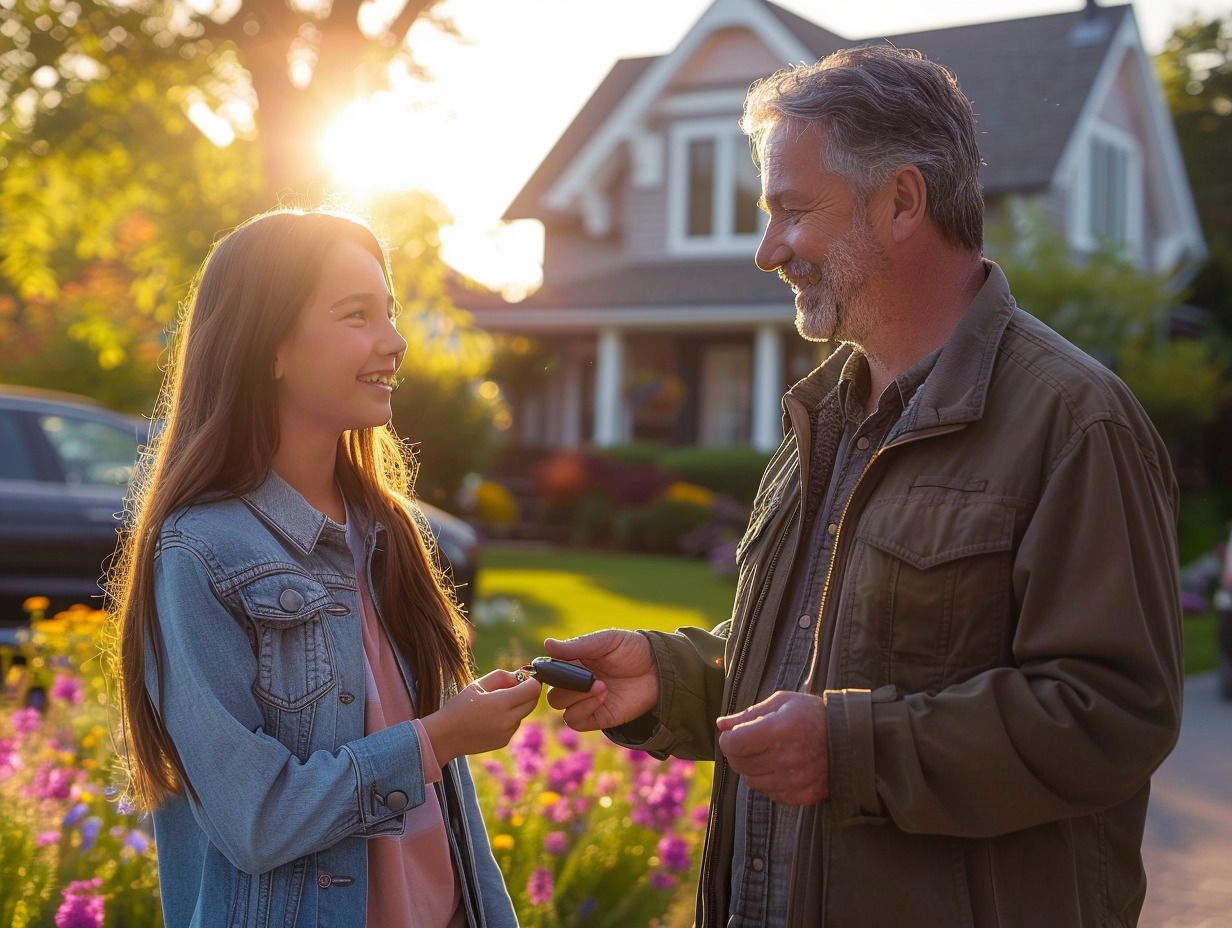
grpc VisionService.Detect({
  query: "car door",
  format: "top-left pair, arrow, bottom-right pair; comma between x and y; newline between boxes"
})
0,405 -> 138,610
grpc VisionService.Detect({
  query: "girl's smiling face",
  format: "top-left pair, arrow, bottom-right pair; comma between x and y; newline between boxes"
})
273,238 -> 408,442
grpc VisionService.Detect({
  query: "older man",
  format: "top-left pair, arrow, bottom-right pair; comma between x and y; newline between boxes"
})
546,45 -> 1182,928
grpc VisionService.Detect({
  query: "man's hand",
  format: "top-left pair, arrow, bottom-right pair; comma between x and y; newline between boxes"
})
716,691 -> 830,805
543,631 -> 659,731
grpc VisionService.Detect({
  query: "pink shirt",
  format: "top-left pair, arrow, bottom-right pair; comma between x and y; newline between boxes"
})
346,515 -> 465,928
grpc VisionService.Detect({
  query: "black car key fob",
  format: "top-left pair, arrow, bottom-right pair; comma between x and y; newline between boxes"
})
518,657 -> 595,692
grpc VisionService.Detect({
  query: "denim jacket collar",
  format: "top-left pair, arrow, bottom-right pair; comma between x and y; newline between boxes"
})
242,470 -> 342,556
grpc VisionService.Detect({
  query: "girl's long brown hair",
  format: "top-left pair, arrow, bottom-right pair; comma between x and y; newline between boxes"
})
105,208 -> 472,811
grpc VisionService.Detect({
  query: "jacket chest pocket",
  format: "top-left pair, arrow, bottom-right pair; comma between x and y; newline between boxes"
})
237,570 -> 337,711
842,489 -> 1018,693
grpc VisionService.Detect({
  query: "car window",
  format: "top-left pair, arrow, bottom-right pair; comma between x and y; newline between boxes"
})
0,410 -> 38,480
37,414 -> 138,487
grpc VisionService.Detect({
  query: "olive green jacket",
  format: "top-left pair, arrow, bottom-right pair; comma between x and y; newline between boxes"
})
612,262 -> 1183,927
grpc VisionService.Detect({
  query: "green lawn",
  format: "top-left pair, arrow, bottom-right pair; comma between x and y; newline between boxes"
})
469,545 -> 736,673
469,544 -> 1220,678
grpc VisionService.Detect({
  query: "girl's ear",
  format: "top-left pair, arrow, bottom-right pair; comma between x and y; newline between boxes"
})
272,356 -> 283,380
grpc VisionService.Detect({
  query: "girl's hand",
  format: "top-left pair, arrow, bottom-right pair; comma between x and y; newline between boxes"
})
420,669 -> 541,766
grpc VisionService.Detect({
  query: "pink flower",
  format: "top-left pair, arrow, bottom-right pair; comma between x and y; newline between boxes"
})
36,830 -> 60,847
543,830 -> 568,855
556,725 -> 579,750
55,878 -> 104,928
510,723 -> 546,777
10,707 -> 41,736
546,751 -> 593,795
657,834 -> 691,872
649,870 -> 677,891
0,738 -> 21,780
527,866 -> 554,906
691,803 -> 710,828
50,674 -> 83,706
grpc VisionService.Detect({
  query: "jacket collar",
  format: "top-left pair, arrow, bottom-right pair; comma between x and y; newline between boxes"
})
785,259 -> 1015,434
242,469 -> 339,555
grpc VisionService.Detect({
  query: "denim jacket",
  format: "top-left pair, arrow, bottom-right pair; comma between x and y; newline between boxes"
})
146,471 -> 516,928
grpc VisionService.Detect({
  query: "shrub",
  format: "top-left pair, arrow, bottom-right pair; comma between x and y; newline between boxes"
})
656,447 -> 772,505
614,498 -> 715,554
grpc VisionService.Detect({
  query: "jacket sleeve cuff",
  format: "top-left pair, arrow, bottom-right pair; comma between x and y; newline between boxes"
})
604,631 -> 700,759
342,720 -> 429,826
410,719 -> 442,785
825,686 -> 894,824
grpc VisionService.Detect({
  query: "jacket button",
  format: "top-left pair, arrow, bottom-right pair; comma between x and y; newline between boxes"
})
751,857 -> 765,872
339,692 -> 355,704
278,588 -> 305,611
826,523 -> 838,535
385,790 -> 409,812
856,436 -> 871,451
797,614 -> 812,629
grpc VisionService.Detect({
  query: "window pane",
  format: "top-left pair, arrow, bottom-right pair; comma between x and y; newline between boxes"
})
733,138 -> 761,235
38,415 -> 138,486
0,411 -> 37,480
1089,136 -> 1128,242
687,138 -> 716,237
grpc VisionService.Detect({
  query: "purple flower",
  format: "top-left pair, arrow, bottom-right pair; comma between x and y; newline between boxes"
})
30,763 -> 78,801
649,870 -> 677,891
50,674 -> 84,706
691,803 -> 710,828
657,834 -> 691,872
630,767 -> 688,832
122,828 -> 152,856
55,879 -> 104,928
0,738 -> 21,780
80,816 -> 102,851
543,831 -> 568,855
510,723 -> 546,777
546,751 -> 593,795
527,866 -> 554,906
10,707 -> 41,736
556,725 -> 579,750
62,802 -> 89,826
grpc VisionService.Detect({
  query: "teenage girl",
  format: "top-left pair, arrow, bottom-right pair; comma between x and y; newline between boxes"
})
107,208 -> 540,928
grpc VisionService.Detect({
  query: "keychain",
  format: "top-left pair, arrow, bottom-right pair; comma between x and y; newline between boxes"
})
516,657 -> 595,692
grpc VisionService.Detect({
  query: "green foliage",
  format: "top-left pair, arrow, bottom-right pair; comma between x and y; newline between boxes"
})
1118,340 -> 1229,438
657,446 -> 772,505
1157,16 -> 1232,251
613,499 -> 715,554
987,210 -> 1172,357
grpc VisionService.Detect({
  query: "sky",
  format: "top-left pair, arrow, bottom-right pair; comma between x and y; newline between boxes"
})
318,0 -> 1230,294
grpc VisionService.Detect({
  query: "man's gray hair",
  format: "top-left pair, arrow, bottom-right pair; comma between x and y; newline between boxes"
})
742,45 -> 984,252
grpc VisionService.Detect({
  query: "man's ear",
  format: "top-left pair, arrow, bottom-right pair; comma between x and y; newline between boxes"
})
889,164 -> 928,243
272,356 -> 283,380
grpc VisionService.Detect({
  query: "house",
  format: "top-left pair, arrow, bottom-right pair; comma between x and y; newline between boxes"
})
458,0 -> 1206,453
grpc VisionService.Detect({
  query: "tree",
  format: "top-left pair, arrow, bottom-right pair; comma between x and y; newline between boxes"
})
987,211 -> 1228,443
1,1 -> 452,200
1157,16 -> 1232,250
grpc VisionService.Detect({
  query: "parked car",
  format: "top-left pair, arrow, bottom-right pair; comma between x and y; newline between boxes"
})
0,386 -> 480,643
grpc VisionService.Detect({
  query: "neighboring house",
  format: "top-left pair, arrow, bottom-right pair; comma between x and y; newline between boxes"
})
458,0 -> 1206,453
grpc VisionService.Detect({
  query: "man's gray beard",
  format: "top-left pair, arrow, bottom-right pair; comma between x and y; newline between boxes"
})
790,216 -> 885,344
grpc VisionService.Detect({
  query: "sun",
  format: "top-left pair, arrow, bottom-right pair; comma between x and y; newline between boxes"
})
319,91 -> 542,300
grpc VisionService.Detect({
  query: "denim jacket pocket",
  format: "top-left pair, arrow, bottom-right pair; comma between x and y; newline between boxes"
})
848,493 -> 1018,693
237,569 -> 337,711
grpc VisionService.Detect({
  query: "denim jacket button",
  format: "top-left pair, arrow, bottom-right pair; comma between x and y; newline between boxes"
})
339,692 -> 355,704
386,790 -> 409,812
278,588 -> 305,612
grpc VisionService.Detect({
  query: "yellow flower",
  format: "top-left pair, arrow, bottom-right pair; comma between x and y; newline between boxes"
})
663,481 -> 716,508
22,596 -> 50,613
538,791 -> 562,806
510,815 -> 524,827
491,834 -> 515,851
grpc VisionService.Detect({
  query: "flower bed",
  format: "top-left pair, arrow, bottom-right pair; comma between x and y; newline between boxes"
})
1,601 -> 710,926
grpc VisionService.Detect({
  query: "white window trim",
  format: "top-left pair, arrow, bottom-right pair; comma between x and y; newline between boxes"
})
667,117 -> 764,257
1068,120 -> 1144,260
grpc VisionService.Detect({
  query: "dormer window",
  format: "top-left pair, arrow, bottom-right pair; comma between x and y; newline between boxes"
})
668,118 -> 763,255
1073,121 -> 1143,258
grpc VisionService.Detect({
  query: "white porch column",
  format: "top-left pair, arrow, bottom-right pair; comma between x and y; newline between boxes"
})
561,353 -> 583,447
594,327 -> 625,447
751,324 -> 783,452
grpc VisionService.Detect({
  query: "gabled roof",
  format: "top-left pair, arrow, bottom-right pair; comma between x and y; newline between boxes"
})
506,0 -> 1132,221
